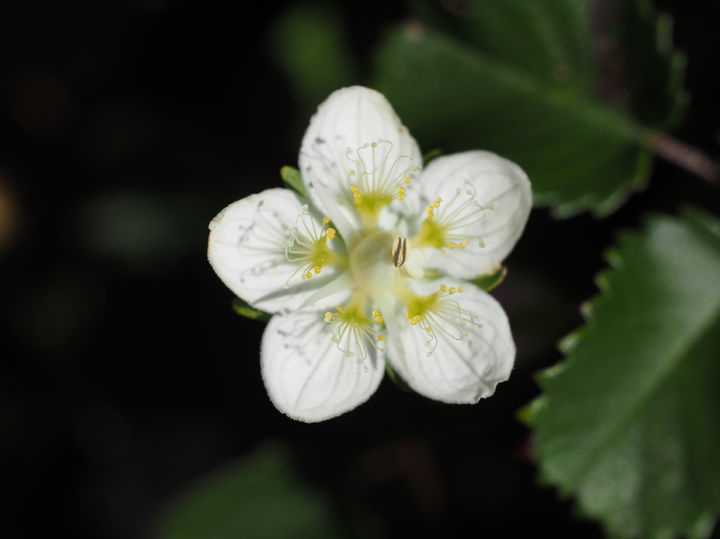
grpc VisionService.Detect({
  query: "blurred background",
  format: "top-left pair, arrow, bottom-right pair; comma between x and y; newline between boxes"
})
1,1 -> 719,538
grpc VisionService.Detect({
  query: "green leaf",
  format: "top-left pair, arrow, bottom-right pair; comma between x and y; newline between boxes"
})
422,148 -> 443,165
231,297 -> 271,322
470,265 -> 507,292
526,209 -> 720,537
269,4 -> 356,116
154,444 -> 348,539
280,166 -> 308,199
384,361 -> 411,393
374,0 -> 686,217
613,0 -> 688,128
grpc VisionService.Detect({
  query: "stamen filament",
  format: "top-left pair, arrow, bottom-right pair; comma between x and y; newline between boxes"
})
323,292 -> 386,361
344,139 -> 421,226
394,283 -> 482,356
412,181 -> 493,251
283,207 -> 341,287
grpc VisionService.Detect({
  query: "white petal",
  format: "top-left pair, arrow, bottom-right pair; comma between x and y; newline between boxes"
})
299,86 -> 422,237
261,309 -> 385,422
417,151 -> 532,278
207,188 -> 338,313
385,280 -> 515,404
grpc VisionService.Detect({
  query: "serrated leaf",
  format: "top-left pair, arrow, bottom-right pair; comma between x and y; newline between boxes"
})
517,395 -> 546,426
154,444 -> 348,539
373,0 -> 686,217
232,297 -> 271,322
528,210 -> 720,538
280,166 -> 309,199
471,265 -> 507,292
557,329 -> 582,355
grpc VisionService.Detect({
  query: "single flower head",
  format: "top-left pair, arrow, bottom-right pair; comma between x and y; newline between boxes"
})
208,86 -> 532,422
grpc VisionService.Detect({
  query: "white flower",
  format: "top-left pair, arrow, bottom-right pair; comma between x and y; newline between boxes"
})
208,86 -> 532,422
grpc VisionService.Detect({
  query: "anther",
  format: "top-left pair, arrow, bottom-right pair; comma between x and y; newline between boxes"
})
391,236 -> 408,268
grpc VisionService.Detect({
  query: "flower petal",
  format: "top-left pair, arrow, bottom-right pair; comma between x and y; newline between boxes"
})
261,309 -> 385,422
385,280 -> 515,404
299,86 -> 422,237
417,151 -> 531,278
207,188 -> 338,313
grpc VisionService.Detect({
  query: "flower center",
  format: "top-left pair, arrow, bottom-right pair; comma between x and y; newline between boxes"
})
347,230 -> 398,296
345,139 -> 420,226
413,181 -> 493,251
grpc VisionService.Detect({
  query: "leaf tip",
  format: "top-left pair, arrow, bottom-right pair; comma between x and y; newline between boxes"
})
535,363 -> 566,386
280,165 -> 308,198
471,265 -> 508,292
517,396 -> 547,426
231,297 -> 271,322
557,329 -> 582,354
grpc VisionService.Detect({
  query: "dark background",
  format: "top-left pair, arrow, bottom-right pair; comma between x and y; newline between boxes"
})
1,1 -> 718,538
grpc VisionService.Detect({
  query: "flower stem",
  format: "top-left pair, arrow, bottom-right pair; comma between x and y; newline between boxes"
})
650,133 -> 720,184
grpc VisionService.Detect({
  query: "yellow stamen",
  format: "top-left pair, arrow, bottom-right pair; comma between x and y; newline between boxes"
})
324,294 -> 385,359
411,182 -> 492,252
284,207 -> 340,287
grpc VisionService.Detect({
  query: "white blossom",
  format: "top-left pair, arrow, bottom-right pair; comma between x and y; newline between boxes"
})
208,86 -> 532,422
